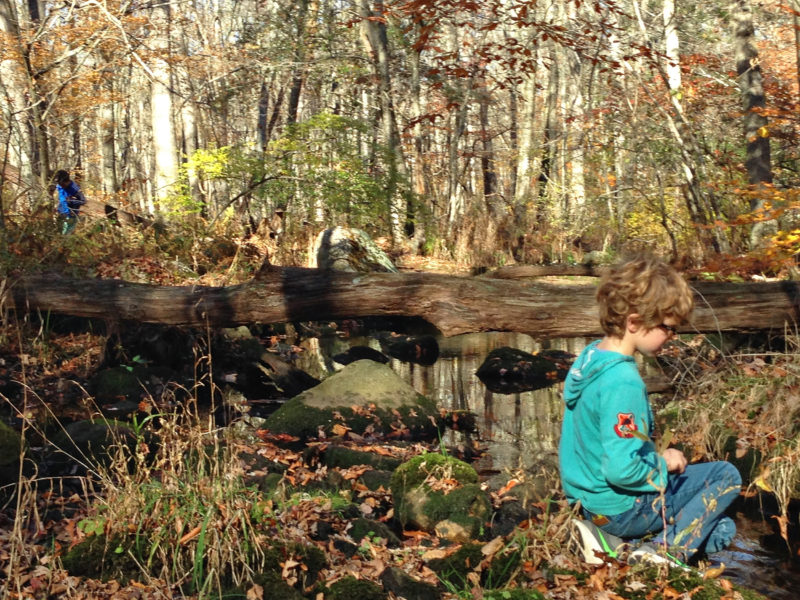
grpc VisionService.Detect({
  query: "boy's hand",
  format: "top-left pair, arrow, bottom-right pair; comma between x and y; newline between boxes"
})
662,448 -> 687,474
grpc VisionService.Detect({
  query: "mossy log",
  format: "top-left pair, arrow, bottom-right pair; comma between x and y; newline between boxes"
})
6,266 -> 799,338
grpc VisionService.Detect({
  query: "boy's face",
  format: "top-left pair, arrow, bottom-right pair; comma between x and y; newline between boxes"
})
57,176 -> 70,187
632,317 -> 678,357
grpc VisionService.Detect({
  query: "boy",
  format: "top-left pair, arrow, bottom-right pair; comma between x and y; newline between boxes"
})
54,169 -> 86,234
559,254 -> 741,565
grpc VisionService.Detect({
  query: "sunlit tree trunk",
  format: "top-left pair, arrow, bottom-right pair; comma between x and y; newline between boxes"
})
98,77 -> 118,196
663,0 -> 681,92
0,0 -> 36,205
561,0 -> 585,226
733,0 -> 774,248
149,0 -> 178,208
793,0 -> 800,95
408,21 -> 429,248
358,0 -> 408,245
286,0 -> 310,126
478,80 -> 500,219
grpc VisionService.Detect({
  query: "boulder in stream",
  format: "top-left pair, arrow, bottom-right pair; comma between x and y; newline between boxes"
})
377,332 -> 439,366
263,360 -> 442,442
476,347 -> 573,393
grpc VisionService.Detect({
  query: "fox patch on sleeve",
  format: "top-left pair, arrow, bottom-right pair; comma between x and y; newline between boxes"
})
614,413 -> 637,438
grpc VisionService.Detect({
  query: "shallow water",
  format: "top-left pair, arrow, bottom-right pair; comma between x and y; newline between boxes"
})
293,329 -> 800,597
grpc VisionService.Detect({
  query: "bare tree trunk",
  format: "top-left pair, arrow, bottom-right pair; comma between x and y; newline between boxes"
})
286,0 -> 310,126
733,0 -> 775,249
793,0 -> 800,96
0,0 -> 36,206
358,0 -> 408,245
149,1 -> 178,207
98,65 -> 118,196
561,0 -> 585,226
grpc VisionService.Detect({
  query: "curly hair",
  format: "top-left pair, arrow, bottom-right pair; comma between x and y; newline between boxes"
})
596,254 -> 694,337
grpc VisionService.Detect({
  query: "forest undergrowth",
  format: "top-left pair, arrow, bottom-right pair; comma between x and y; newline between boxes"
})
1,216 -> 798,599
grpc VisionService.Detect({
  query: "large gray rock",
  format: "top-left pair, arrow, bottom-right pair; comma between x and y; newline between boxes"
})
311,227 -> 398,273
263,360 -> 441,442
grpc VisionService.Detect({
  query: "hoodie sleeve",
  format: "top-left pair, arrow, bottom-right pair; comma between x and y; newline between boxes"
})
597,377 -> 668,492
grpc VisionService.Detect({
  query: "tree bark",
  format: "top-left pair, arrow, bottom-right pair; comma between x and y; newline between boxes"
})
5,268 -> 798,338
732,0 -> 774,249
149,0 -> 178,206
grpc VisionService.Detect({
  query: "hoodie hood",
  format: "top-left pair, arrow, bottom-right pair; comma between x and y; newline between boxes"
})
563,340 -> 635,409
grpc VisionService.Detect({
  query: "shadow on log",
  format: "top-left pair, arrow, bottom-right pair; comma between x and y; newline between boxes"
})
4,266 -> 800,338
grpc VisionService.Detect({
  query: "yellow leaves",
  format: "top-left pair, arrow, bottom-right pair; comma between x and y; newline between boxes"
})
331,423 -> 350,437
752,469 -> 773,493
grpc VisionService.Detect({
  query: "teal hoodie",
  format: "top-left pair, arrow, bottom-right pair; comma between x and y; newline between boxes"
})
559,340 -> 668,515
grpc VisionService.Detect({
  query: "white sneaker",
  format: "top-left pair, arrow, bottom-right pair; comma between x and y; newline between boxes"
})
571,518 -> 625,565
628,543 -> 690,570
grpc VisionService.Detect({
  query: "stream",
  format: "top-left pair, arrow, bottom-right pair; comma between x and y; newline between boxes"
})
291,327 -> 800,599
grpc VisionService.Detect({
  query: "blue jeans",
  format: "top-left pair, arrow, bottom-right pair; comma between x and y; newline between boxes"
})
596,461 -> 741,560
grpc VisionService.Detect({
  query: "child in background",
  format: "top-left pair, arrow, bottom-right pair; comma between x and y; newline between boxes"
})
559,254 -> 741,566
54,169 -> 86,234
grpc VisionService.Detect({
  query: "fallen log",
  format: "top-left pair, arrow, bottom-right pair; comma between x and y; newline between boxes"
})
4,266 -> 799,338
487,264 -> 605,278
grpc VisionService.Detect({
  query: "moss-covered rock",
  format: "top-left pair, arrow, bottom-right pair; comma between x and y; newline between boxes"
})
264,360 -> 443,442
390,452 -> 491,538
320,445 -> 403,471
60,533 -> 147,582
617,563 -> 768,600
427,542 -> 520,589
43,419 -> 143,476
359,469 -> 394,492
349,517 -> 401,548
89,365 -> 179,403
226,571 -> 305,600
327,575 -> 388,600
380,566 -> 441,600
0,420 -> 23,466
261,541 -> 328,590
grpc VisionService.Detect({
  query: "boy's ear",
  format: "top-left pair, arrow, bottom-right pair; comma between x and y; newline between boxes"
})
626,314 -> 643,333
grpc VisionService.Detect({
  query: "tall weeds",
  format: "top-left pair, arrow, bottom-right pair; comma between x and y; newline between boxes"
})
664,331 -> 800,543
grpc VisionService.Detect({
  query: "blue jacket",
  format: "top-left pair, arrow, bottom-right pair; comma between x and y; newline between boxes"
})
56,181 -> 86,216
559,340 -> 668,515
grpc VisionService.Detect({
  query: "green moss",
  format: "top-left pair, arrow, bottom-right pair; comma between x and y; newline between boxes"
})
327,575 -> 388,600
0,420 -> 23,466
427,542 -> 484,587
265,398 -> 442,442
391,453 -> 487,531
612,565 -> 766,600
428,541 -> 519,589
349,517 -> 400,547
60,534 -> 147,582
322,445 -> 402,471
241,571 -> 304,600
360,469 -> 393,491
391,452 -> 478,492
261,541 -> 327,589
